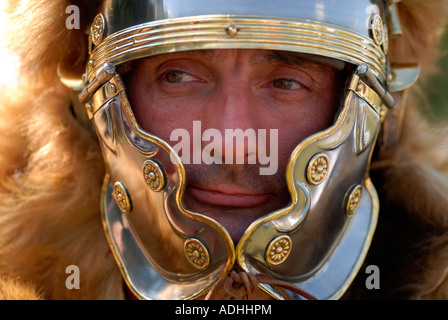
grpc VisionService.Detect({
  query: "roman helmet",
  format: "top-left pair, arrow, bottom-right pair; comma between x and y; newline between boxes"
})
63,0 -> 421,300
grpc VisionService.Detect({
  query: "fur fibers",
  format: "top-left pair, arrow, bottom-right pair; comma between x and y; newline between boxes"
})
0,0 -> 448,300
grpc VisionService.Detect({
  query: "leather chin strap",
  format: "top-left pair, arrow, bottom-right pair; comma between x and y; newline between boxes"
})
204,269 -> 317,301
124,269 -> 317,300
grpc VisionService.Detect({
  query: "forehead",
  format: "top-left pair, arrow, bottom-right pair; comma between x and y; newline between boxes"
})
137,49 -> 343,71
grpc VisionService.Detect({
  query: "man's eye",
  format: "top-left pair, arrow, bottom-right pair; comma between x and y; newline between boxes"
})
164,71 -> 197,83
272,79 -> 302,90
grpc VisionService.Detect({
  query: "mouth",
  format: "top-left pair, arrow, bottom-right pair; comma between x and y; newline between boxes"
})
186,185 -> 273,208
182,183 -> 287,243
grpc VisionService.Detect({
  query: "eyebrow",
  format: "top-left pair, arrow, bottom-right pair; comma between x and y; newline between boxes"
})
260,51 -> 344,72
139,49 -> 340,72
253,51 -> 314,66
140,50 -> 216,65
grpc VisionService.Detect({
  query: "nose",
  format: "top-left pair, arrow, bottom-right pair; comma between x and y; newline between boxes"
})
202,81 -> 260,165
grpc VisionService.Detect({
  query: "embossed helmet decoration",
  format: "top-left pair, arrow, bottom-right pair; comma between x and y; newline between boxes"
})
68,0 -> 420,300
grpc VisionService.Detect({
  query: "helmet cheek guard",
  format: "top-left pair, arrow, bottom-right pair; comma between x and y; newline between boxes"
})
69,0 -> 420,299
238,69 -> 386,299
89,72 -> 235,299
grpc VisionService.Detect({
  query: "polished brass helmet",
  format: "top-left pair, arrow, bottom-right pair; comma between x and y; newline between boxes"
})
74,0 -> 420,300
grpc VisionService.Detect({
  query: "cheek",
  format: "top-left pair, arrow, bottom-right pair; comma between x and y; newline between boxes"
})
126,74 -> 194,144
271,94 -> 339,168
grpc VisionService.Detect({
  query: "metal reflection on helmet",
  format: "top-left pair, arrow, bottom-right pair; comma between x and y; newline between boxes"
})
77,0 -> 412,300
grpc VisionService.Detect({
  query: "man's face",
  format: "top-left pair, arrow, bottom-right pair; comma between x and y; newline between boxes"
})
126,49 -> 340,243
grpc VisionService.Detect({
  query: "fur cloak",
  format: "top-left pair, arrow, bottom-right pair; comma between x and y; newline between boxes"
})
0,0 -> 448,300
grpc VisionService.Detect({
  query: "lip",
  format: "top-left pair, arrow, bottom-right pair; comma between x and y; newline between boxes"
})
186,185 -> 272,208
